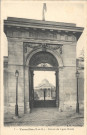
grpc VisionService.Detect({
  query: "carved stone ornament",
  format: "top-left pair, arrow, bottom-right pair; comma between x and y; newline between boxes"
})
60,46 -> 62,54
24,42 -> 62,53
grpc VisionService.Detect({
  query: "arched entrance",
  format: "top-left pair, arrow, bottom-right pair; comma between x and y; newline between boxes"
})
29,51 -> 59,110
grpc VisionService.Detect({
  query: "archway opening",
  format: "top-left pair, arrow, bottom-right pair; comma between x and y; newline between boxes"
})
29,51 -> 59,109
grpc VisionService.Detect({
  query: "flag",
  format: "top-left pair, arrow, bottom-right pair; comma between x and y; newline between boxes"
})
43,3 -> 47,21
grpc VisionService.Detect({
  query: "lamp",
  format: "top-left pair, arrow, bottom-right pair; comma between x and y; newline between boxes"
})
15,70 -> 19,116
76,70 -> 80,78
15,70 -> 19,77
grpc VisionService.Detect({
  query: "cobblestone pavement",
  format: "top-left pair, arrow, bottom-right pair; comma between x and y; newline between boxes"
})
4,108 -> 84,126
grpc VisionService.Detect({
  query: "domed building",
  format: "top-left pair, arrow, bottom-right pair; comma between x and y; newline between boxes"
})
34,79 -> 56,100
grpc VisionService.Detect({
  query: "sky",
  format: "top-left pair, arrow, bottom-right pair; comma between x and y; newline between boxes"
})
1,1 -> 86,86
34,71 -> 55,87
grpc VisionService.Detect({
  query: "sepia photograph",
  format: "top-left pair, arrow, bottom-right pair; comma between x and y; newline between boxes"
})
0,0 -> 87,134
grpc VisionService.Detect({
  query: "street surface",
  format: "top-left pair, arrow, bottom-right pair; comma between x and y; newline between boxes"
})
4,108 -> 84,126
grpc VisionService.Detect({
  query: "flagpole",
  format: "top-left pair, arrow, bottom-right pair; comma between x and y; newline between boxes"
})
42,3 -> 47,21
43,7 -> 45,21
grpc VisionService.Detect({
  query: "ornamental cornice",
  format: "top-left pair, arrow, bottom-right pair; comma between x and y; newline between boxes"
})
4,17 -> 84,41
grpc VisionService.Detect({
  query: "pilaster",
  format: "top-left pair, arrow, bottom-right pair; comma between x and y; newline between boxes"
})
24,66 -> 30,113
55,70 -> 59,107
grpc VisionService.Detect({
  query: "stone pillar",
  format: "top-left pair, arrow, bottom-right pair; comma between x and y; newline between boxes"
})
24,66 -> 30,113
29,70 -> 32,112
30,71 -> 34,109
32,72 -> 34,100
32,72 -> 34,105
4,69 -> 9,113
59,67 -> 64,111
55,70 -> 59,107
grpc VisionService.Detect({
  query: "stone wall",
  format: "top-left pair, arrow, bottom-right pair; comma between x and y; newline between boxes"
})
59,43 -> 77,111
7,39 -> 24,114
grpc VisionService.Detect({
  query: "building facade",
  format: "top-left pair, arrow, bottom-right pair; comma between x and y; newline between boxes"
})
76,57 -> 84,109
4,17 -> 84,114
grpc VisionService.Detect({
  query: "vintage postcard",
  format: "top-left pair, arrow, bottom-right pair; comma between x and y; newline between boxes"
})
0,1 -> 87,135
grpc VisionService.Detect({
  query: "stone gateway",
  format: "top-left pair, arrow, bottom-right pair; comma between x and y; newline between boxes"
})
4,17 -> 84,114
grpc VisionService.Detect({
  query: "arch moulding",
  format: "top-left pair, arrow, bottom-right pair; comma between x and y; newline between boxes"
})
25,48 -> 64,67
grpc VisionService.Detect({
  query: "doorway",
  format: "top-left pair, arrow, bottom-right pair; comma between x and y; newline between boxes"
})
34,71 -> 56,107
29,51 -> 59,110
